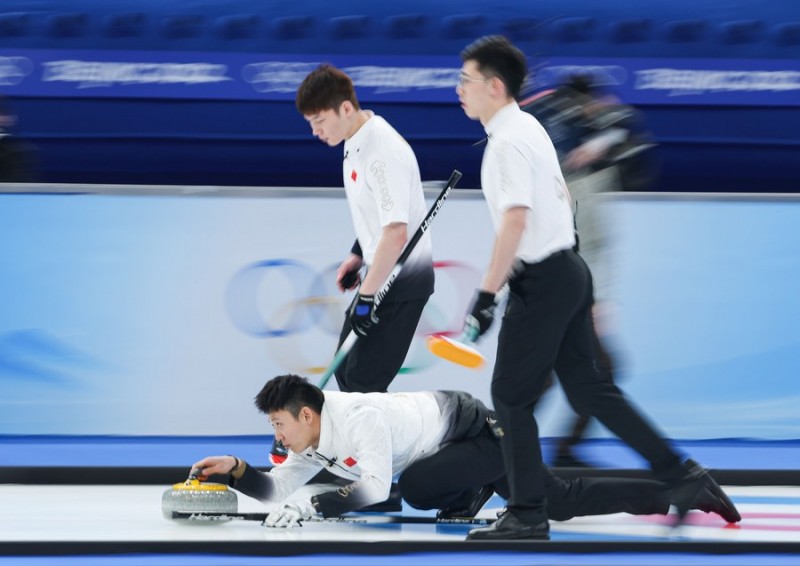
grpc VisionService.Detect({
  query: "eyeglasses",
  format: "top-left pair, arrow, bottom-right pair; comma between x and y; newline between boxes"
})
457,73 -> 491,87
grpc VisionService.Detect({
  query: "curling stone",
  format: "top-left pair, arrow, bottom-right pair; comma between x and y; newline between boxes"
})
161,474 -> 238,520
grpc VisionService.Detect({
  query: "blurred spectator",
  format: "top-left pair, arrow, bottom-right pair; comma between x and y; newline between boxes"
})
522,75 -> 660,467
523,75 -> 660,192
0,96 -> 39,183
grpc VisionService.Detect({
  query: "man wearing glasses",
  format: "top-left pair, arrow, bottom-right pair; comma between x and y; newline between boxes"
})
455,35 -> 737,541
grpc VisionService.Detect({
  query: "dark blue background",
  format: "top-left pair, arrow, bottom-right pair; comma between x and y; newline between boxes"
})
1,0 -> 799,192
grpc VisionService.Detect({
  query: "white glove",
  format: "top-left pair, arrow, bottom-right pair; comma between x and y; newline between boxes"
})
263,501 -> 315,529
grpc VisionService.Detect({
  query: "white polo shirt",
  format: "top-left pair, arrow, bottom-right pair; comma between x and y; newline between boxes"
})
342,112 -> 432,271
481,103 -> 576,264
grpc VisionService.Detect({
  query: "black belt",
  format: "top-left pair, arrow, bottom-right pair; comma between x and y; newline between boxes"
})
517,248 -> 571,271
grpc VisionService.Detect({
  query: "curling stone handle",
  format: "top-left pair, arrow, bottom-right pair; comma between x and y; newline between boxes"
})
188,467 -> 205,481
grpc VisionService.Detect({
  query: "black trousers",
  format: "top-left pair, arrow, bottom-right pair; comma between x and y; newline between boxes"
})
550,312 -> 618,456
398,424 -> 670,519
334,297 -> 428,393
492,250 -> 681,522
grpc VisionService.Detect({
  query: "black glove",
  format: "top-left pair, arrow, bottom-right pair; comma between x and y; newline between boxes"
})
340,268 -> 361,290
350,294 -> 378,337
464,290 -> 496,341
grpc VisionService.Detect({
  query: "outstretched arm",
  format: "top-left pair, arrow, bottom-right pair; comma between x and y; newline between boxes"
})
191,452 -> 321,504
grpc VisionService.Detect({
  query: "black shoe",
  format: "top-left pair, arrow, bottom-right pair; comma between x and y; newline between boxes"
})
358,483 -> 403,513
667,459 -> 718,526
693,481 -> 742,523
437,486 -> 494,520
466,510 -> 550,541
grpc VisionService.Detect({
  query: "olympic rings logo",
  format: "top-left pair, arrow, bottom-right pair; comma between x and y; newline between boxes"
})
225,259 -> 481,375
226,259 -> 344,338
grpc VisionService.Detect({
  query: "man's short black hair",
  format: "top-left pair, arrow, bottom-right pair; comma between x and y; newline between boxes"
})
254,374 -> 325,417
295,63 -> 360,115
460,35 -> 528,100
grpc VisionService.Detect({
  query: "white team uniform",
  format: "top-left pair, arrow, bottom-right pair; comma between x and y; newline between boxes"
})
481,103 -> 575,263
332,112 -> 433,393
237,390 -> 455,515
342,111 -> 432,273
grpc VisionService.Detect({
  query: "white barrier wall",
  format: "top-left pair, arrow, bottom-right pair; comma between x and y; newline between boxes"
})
0,186 -> 798,439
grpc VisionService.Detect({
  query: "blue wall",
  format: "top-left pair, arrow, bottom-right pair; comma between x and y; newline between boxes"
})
1,0 -> 799,190
1,188 -> 798,440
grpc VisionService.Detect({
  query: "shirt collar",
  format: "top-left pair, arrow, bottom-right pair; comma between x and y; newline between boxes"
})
485,102 -> 521,138
344,110 -> 375,155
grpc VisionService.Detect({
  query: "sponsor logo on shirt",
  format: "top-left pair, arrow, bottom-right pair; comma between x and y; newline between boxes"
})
370,160 -> 394,211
